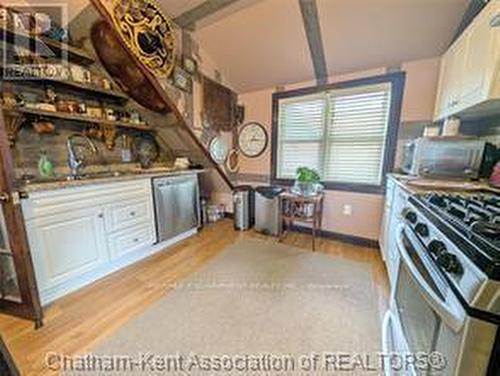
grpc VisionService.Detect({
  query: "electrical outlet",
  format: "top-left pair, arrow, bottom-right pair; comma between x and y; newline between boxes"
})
343,204 -> 353,216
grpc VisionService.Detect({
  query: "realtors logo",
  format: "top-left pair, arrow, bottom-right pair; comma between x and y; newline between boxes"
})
1,4 -> 69,80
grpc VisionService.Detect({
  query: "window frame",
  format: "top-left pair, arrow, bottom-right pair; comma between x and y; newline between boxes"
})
270,72 -> 406,194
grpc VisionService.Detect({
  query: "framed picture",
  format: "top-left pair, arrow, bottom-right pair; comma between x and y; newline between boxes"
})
183,56 -> 198,75
172,66 -> 193,93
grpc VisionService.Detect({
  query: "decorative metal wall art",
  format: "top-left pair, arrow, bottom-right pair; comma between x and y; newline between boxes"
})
111,0 -> 176,78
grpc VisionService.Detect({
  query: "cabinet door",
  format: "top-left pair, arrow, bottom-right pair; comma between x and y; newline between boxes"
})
446,40 -> 468,111
433,40 -> 466,120
460,14 -> 493,106
434,56 -> 450,120
386,185 -> 408,287
379,178 -> 396,261
26,208 -> 108,292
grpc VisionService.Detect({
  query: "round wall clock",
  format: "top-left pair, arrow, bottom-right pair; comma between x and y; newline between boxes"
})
238,122 -> 268,158
209,136 -> 229,165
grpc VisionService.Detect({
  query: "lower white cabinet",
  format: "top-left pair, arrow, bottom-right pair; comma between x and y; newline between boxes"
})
107,223 -> 156,261
22,178 -> 162,304
381,176 -> 409,287
27,207 -> 109,292
379,177 -> 396,261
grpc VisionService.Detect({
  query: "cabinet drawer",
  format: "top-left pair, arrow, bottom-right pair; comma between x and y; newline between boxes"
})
105,200 -> 152,233
107,223 -> 155,261
22,179 -> 152,220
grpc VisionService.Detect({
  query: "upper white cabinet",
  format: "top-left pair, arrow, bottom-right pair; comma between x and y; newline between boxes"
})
434,0 -> 500,120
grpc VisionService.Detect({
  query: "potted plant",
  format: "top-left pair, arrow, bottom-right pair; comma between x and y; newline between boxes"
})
293,166 -> 323,197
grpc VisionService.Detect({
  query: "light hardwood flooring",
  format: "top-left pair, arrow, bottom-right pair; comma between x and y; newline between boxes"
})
0,220 -> 389,376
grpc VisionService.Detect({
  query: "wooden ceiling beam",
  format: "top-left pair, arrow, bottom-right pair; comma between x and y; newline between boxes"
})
299,0 -> 328,86
174,0 -> 242,30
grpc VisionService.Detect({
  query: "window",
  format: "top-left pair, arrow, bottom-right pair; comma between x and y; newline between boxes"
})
272,73 -> 404,192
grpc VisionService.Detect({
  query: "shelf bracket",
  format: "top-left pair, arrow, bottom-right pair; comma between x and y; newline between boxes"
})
100,124 -> 117,150
3,111 -> 25,147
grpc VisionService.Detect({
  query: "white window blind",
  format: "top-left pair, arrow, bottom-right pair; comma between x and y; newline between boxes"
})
324,84 -> 391,185
276,82 -> 392,186
277,94 -> 326,179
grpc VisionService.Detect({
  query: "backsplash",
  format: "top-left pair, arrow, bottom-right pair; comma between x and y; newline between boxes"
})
11,123 -> 173,180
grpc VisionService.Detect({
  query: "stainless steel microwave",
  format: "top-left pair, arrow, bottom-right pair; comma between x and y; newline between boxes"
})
401,137 -> 492,179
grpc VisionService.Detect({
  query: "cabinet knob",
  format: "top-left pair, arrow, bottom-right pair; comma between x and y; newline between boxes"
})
98,213 -> 104,219
130,211 -> 136,216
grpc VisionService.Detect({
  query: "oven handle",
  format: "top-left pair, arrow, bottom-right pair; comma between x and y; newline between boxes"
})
396,224 -> 465,332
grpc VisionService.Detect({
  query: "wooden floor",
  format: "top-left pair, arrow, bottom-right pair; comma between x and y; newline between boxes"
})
0,220 -> 389,376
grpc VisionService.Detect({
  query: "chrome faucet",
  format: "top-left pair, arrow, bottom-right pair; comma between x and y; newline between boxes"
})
66,133 -> 98,179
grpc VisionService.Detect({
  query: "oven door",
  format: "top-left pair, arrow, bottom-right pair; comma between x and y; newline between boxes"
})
392,224 -> 466,370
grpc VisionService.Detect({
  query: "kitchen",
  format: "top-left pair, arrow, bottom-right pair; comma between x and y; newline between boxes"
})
0,0 -> 499,375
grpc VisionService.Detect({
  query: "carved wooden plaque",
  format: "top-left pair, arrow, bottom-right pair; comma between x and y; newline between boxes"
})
202,77 -> 237,132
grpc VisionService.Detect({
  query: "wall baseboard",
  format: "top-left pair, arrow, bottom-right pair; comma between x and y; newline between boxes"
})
291,225 -> 380,249
219,214 -> 379,249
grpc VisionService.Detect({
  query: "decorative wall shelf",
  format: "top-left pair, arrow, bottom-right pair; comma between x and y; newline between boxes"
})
0,25 -> 95,66
1,106 -> 153,145
12,77 -> 129,102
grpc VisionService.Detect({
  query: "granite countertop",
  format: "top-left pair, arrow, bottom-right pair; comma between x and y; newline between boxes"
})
388,173 -> 500,194
17,168 -> 206,194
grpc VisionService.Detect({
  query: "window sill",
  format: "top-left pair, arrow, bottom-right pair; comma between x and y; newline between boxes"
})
272,178 -> 385,195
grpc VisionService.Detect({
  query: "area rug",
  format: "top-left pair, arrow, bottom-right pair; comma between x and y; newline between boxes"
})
67,239 -> 382,375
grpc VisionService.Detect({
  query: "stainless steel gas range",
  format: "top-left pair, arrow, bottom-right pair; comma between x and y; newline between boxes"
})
383,190 -> 500,376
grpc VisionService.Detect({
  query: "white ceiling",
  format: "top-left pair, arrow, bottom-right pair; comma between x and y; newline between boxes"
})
49,0 -> 469,93
318,0 -> 469,76
191,0 -> 469,93
194,0 -> 314,92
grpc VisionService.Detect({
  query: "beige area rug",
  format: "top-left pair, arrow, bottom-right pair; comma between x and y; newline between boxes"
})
66,239 -> 382,375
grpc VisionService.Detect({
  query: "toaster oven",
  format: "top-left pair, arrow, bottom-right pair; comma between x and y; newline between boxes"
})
401,137 -> 495,179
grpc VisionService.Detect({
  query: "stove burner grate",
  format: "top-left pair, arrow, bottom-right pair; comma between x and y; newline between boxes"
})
421,192 -> 500,250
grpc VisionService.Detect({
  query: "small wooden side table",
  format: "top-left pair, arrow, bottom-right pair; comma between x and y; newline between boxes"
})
278,191 -> 324,251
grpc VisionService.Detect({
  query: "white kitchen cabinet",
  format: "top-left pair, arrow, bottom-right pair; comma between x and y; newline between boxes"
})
434,0 -> 500,120
107,223 -> 156,261
379,177 -> 396,261
380,176 -> 409,288
22,178 -> 160,304
26,208 -> 108,293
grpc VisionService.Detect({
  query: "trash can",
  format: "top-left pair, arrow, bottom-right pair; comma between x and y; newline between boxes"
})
233,185 -> 254,231
255,186 -> 285,236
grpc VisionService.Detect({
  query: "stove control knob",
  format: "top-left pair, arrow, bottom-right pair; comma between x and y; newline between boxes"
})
437,252 -> 464,276
402,208 -> 417,224
415,223 -> 429,237
428,240 -> 447,257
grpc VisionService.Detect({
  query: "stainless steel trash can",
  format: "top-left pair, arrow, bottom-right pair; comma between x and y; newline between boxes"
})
255,186 -> 285,236
233,185 -> 254,231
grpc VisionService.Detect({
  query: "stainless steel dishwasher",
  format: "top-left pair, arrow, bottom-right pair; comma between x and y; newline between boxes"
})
153,175 -> 200,242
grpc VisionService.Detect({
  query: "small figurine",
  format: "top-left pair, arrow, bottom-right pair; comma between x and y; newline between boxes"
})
45,86 -> 57,104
